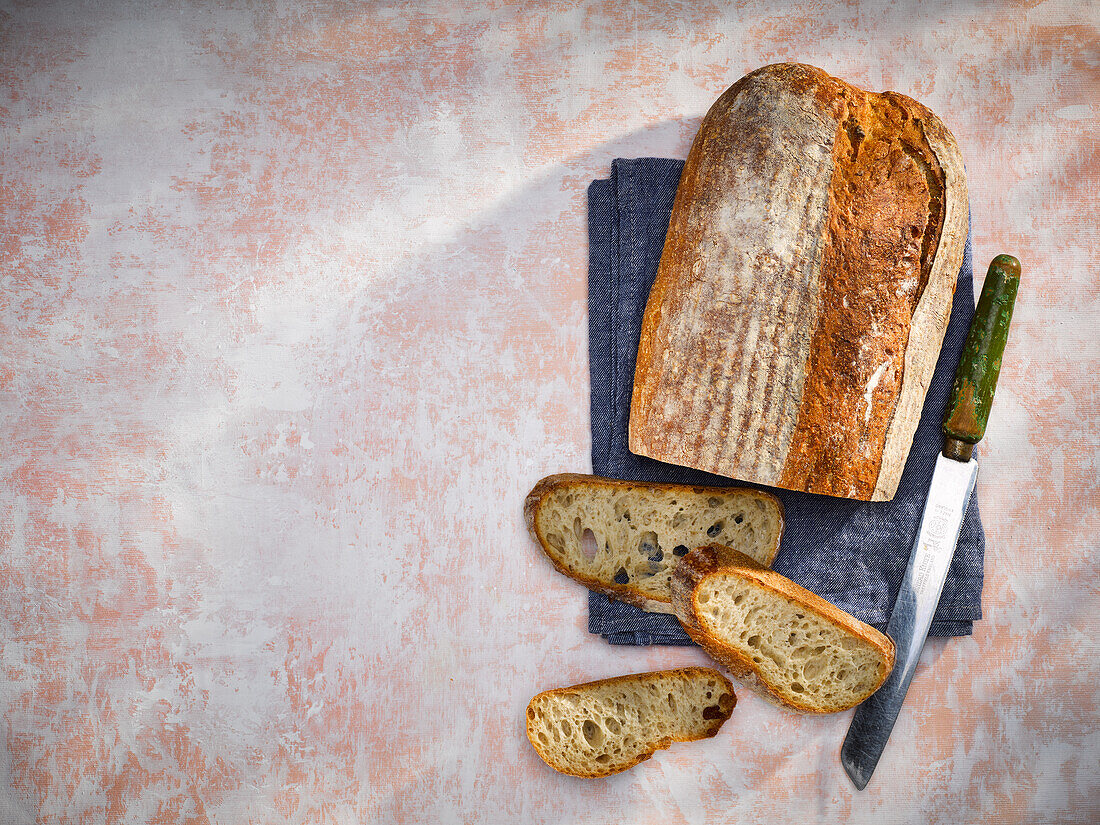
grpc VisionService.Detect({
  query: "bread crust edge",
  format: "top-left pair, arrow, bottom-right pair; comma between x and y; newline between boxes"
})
872,99 -> 969,500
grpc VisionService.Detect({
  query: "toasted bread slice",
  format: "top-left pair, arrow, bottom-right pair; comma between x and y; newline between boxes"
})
524,473 -> 783,613
525,667 -> 736,777
672,545 -> 895,713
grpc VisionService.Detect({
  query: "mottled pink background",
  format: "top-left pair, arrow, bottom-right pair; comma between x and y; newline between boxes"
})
1,1 -> 1097,823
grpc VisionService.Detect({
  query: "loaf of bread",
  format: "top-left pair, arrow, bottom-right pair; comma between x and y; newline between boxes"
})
672,544 -> 895,713
524,473 -> 783,613
630,62 -> 968,501
526,667 -> 736,777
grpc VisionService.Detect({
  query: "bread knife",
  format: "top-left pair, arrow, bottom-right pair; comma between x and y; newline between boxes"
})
840,254 -> 1021,790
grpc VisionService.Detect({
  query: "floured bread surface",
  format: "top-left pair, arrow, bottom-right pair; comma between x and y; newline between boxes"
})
526,667 -> 735,777
672,545 -> 895,713
629,62 -> 968,501
524,473 -> 783,613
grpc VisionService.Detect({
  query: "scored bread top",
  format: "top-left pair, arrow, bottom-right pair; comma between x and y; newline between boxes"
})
672,544 -> 896,713
629,62 -> 968,501
525,667 -> 736,778
524,473 -> 783,613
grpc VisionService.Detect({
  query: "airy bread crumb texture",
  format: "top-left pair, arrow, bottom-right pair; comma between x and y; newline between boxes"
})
526,668 -> 735,778
694,576 -> 885,711
530,476 -> 782,611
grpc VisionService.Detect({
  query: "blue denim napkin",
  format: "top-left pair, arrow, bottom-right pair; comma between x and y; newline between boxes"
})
588,158 -> 984,645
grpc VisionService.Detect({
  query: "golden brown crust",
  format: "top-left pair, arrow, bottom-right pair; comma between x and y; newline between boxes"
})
777,88 -> 949,497
524,667 -> 735,778
629,62 -> 968,501
873,100 -> 968,499
523,473 -> 784,611
671,545 -> 896,713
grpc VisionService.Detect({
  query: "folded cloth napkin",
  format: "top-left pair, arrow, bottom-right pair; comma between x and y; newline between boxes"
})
587,158 -> 984,645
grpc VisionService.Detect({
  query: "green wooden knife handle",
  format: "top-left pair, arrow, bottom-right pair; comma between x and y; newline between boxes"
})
942,254 -> 1020,460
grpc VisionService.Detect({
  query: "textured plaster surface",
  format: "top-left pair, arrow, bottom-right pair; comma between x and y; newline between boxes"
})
1,1 -> 1098,823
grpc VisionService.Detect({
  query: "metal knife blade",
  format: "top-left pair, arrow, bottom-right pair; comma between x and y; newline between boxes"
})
840,453 -> 977,790
840,254 -> 1021,790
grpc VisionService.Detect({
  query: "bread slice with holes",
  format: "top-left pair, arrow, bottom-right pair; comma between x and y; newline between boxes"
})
526,667 -> 736,777
524,474 -> 783,613
672,545 -> 895,713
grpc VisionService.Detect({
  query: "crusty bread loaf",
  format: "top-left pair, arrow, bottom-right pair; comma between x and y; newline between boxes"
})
672,545 -> 895,713
526,667 -> 735,777
630,62 -> 968,501
524,473 -> 783,613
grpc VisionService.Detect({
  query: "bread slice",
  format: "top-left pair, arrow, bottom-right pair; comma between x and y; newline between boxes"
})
524,473 -> 783,613
629,62 -> 968,501
525,667 -> 736,777
672,545 -> 895,713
